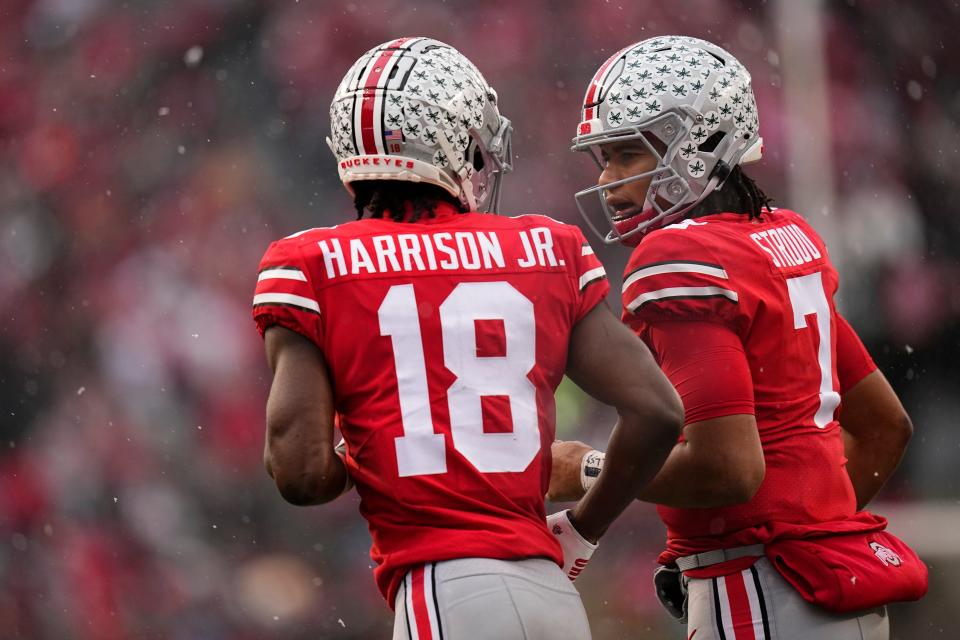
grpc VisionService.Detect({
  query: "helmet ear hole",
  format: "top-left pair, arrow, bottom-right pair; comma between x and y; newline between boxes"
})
698,131 -> 725,153
466,138 -> 485,171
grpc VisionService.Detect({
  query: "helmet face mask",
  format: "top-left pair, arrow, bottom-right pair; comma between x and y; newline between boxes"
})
572,36 -> 763,245
574,114 -> 699,246
328,37 -> 513,213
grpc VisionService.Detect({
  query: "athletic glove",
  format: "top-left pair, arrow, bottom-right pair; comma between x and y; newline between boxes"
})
547,509 -> 598,581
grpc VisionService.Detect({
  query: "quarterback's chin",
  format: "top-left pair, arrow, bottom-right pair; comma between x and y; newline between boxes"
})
612,208 -> 657,246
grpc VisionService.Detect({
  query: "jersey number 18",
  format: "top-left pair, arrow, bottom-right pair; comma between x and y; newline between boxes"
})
379,282 -> 541,477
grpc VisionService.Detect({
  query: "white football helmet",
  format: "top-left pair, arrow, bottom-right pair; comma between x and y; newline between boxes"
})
327,37 -> 513,213
572,36 -> 763,245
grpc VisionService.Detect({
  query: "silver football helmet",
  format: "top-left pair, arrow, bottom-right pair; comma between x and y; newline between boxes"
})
572,36 -> 763,245
327,37 -> 513,213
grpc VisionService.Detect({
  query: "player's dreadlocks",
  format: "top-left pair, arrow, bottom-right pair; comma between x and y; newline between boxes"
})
692,165 -> 774,220
353,181 -> 467,222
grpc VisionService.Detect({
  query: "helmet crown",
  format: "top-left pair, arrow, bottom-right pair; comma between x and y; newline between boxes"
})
328,37 -> 513,213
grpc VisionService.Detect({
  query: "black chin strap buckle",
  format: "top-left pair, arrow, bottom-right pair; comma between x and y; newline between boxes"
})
711,160 -> 732,187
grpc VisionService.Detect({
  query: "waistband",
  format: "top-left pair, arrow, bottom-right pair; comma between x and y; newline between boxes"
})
395,556 -> 570,608
675,544 -> 766,572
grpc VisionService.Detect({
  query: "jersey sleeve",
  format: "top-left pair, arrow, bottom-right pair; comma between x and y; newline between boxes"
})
836,313 -> 877,394
568,226 -> 610,322
252,238 -> 323,345
620,230 -> 740,334
646,320 -> 755,425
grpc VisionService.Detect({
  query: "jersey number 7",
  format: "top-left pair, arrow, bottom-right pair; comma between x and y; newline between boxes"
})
379,282 -> 541,477
786,272 -> 841,428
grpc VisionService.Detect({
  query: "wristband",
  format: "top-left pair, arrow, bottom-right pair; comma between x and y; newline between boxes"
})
580,449 -> 605,492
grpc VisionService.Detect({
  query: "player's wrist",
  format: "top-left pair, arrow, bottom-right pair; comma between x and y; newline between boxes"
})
547,509 -> 598,581
567,507 -> 601,545
580,449 -> 605,492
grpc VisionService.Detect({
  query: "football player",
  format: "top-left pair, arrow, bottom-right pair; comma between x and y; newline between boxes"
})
253,38 -> 683,640
550,36 -> 926,639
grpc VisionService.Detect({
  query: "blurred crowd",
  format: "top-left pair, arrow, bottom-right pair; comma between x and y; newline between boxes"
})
1,0 -> 958,638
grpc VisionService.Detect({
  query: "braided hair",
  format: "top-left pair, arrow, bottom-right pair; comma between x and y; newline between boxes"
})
690,165 -> 773,220
352,181 -> 466,222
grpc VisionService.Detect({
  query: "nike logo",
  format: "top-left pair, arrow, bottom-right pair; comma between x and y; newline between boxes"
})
688,630 -> 697,640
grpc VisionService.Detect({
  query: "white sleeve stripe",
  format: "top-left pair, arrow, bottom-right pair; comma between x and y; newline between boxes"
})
579,266 -> 606,290
626,286 -> 738,313
285,227 -> 318,239
257,268 -> 307,282
622,262 -> 728,292
253,293 -> 320,314
581,245 -> 595,256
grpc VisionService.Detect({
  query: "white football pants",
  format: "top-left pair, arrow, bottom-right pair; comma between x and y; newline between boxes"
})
392,557 -> 591,640
685,557 -> 889,640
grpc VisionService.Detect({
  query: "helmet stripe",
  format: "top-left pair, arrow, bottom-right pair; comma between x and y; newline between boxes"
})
583,45 -> 632,120
357,37 -> 414,155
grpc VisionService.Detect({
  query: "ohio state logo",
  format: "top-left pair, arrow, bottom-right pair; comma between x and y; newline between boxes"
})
870,541 -> 902,567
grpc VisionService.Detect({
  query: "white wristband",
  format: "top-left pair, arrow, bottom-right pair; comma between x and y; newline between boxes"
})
580,450 -> 605,492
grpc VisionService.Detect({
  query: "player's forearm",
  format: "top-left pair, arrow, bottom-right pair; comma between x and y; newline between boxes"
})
842,427 -> 911,509
570,410 -> 676,542
837,370 -> 913,509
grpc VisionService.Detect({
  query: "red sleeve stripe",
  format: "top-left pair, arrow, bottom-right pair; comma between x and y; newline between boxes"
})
581,244 -> 595,256
625,286 -> 738,314
579,266 -> 606,290
257,267 -> 307,282
622,260 -> 727,293
252,292 -> 320,314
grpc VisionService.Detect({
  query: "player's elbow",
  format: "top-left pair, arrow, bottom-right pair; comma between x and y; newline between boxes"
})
626,388 -> 685,448
650,398 -> 685,455
888,411 -> 914,451
722,457 -> 765,504
700,447 -> 765,506
660,390 -> 685,438
266,423 -> 341,506
618,402 -> 683,471
275,473 -> 320,506
272,459 -> 342,506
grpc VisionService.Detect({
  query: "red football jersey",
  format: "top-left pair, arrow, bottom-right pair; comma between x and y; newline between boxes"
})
253,203 -> 609,604
621,209 -> 879,572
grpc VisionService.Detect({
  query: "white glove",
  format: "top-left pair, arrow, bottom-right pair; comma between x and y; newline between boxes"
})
547,510 -> 598,581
